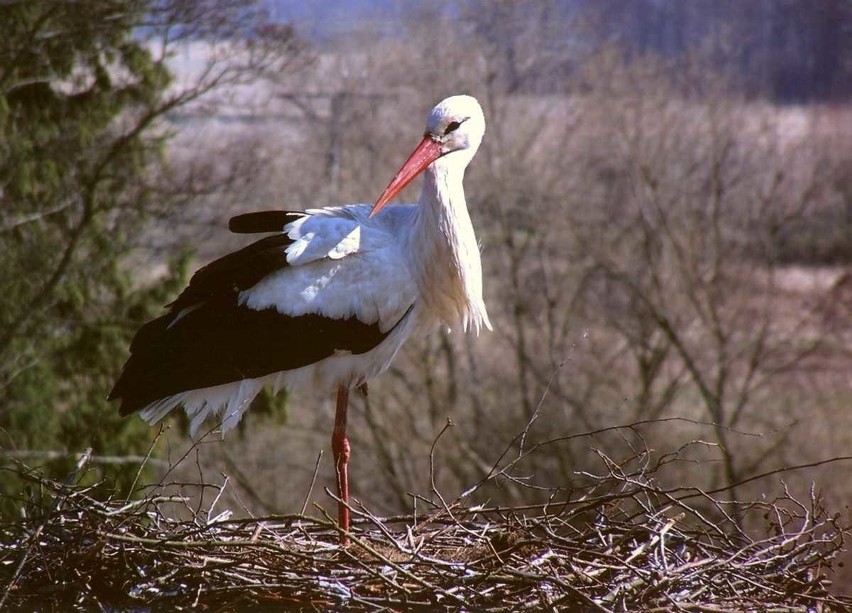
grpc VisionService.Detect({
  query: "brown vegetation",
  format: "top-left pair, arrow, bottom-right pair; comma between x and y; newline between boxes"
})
3,424 -> 850,610
4,0 -> 852,606
133,2 -> 852,590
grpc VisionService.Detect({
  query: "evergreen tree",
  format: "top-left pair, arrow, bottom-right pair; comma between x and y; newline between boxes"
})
0,1 -> 192,513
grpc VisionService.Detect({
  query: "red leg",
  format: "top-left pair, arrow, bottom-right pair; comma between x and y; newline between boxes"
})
331,385 -> 351,543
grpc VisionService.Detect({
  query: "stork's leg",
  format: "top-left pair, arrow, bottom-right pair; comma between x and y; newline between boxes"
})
331,385 -> 351,543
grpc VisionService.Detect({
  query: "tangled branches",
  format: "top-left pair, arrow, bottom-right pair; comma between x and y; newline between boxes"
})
1,430 -> 850,611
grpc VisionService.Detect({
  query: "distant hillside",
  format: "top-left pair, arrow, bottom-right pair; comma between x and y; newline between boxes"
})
262,0 -> 852,103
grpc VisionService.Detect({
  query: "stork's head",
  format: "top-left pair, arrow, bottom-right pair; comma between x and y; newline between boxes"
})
372,95 -> 485,216
425,94 -> 486,160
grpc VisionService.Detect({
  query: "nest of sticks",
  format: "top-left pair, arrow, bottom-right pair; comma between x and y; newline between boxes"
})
2,431 -> 850,611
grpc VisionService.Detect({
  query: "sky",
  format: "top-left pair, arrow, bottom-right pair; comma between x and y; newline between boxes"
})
263,0 -> 405,40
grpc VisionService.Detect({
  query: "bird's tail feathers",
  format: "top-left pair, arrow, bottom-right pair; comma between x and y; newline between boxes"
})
138,378 -> 266,438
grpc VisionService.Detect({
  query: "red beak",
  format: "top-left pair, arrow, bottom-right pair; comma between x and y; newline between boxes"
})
371,136 -> 443,217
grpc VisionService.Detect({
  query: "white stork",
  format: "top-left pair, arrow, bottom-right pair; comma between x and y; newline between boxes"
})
110,94 -> 491,540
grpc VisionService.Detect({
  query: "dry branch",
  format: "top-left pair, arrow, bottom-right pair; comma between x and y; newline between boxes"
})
1,439 -> 849,611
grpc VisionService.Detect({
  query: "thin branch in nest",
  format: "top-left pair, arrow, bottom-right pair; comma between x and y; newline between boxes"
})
2,428 -> 851,611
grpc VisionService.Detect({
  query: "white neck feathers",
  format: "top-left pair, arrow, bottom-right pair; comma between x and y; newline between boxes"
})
406,155 -> 491,334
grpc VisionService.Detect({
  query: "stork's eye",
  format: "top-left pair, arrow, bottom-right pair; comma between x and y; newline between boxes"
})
444,120 -> 462,135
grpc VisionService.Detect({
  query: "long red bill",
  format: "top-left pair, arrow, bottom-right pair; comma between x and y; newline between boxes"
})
371,136 -> 443,217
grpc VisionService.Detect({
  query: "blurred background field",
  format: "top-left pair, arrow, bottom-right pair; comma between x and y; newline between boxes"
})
3,0 -> 852,594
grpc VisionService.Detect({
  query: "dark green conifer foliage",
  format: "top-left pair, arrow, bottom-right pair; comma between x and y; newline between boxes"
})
0,1 -> 187,514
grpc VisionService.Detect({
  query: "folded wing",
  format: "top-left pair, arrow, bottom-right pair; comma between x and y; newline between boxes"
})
110,207 -> 416,416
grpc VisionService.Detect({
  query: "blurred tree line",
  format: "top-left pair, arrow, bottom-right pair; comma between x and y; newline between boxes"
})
0,0 -> 299,513
2,0 -> 851,556
204,0 -> 851,537
278,0 -> 852,103
0,0 -> 178,510
582,0 -> 852,103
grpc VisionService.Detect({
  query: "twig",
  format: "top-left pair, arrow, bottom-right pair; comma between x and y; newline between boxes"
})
1,448 -> 92,609
300,450 -> 323,516
1,433 -> 849,611
127,424 -> 168,500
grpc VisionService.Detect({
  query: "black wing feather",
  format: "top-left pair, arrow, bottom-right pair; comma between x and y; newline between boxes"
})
110,300 -> 394,415
229,210 -> 304,234
111,214 -> 404,415
168,233 -> 293,311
